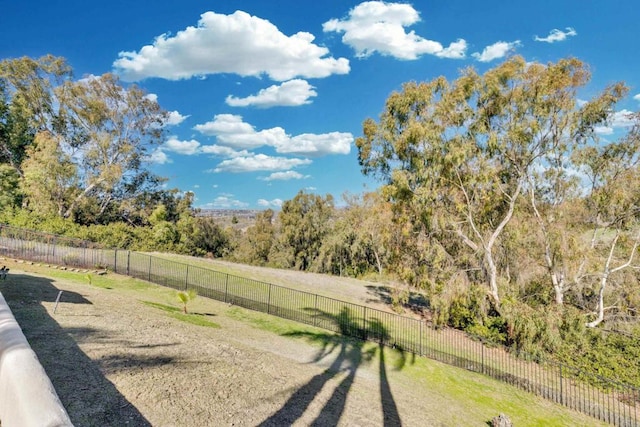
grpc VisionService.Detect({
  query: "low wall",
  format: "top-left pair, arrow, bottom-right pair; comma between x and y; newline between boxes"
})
0,292 -> 73,427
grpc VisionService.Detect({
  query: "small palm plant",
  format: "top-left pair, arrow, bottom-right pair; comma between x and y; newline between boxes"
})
177,289 -> 197,314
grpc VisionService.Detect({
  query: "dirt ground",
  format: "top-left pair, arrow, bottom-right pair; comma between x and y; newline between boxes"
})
0,262 -> 606,427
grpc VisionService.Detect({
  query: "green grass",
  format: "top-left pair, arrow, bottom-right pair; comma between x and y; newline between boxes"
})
141,301 -> 220,328
222,305 -> 607,426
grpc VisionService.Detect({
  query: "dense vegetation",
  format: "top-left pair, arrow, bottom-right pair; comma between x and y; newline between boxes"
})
2,55 -> 640,386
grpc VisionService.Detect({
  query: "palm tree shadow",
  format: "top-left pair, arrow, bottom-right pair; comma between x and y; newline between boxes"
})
260,307 -> 408,427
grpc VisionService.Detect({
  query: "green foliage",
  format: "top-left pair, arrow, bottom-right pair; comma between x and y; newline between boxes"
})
0,164 -> 21,209
232,209 -> 275,265
142,301 -> 219,328
176,289 -> 197,314
189,217 -> 231,257
272,191 -> 335,270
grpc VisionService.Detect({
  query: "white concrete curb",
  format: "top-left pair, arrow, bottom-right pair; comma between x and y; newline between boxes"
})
0,292 -> 73,427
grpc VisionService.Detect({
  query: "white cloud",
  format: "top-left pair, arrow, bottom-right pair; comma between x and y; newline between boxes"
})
203,195 -> 249,209
534,27 -> 577,43
283,132 -> 352,156
226,79 -> 317,108
323,1 -> 466,60
594,126 -> 613,135
436,39 -> 467,59
259,171 -> 310,181
472,40 -> 521,62
164,137 -> 201,155
211,154 -> 312,173
144,148 -> 171,164
257,198 -> 283,208
610,109 -> 636,128
634,94 -> 640,101
200,144 -> 249,158
114,10 -> 350,82
144,93 -> 158,102
194,114 -> 353,155
166,111 -> 189,126
594,109 -> 636,135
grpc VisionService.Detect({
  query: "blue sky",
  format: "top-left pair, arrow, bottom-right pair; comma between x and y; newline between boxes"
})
2,1 -> 639,210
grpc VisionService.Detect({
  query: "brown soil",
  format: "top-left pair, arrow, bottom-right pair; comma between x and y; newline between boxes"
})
0,262 -> 605,427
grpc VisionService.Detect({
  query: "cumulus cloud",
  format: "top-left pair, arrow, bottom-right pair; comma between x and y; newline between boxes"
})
194,114 -> 352,156
257,198 -> 283,208
594,109 -> 637,135
145,148 -> 171,164
534,27 -> 577,43
211,154 -> 312,173
259,171 -> 310,181
594,126 -> 613,135
200,144 -> 249,158
164,137 -> 201,155
634,94 -> 640,101
323,1 -> 466,60
166,111 -> 189,126
610,109 -> 636,127
472,40 -> 521,62
114,10 -> 349,82
226,79 -> 317,108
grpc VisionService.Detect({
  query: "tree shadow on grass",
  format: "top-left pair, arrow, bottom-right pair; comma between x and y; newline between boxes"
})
0,272 -> 154,426
259,307 -> 408,426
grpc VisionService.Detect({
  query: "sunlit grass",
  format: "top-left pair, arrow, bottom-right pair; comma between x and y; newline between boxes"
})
141,301 -> 220,328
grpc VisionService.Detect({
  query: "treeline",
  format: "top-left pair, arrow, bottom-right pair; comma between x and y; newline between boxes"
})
2,55 -> 640,385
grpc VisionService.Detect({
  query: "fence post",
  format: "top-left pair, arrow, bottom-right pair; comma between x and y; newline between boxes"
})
559,364 -> 564,405
148,256 -> 152,282
114,249 -> 118,273
314,294 -> 318,327
267,285 -> 271,315
126,251 -> 130,276
418,319 -> 424,356
362,306 -> 367,340
184,264 -> 189,290
224,274 -> 229,303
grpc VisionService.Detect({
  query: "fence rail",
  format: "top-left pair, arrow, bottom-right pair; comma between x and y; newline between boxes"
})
0,224 -> 638,426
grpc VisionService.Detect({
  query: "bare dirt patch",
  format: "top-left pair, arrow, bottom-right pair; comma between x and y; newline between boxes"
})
0,263 -> 606,426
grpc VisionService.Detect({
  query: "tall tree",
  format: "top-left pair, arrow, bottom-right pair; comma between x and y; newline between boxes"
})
273,191 -> 335,270
0,55 -> 71,175
356,57 -> 615,307
523,67 -> 627,305
573,112 -> 640,327
20,131 -> 78,216
239,209 -> 276,265
56,73 -> 167,219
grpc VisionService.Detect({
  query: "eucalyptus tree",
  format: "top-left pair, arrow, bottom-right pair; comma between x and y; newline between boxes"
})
56,73 -> 167,220
356,56 -> 620,307
523,65 -> 627,306
238,209 -> 275,264
20,131 -> 78,216
272,191 -> 335,271
573,113 -> 640,327
0,55 -> 71,175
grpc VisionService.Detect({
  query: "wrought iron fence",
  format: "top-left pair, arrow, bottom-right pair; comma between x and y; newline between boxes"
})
0,224 -> 638,426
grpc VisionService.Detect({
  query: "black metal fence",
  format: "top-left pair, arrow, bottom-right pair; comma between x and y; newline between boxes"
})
0,224 -> 638,426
